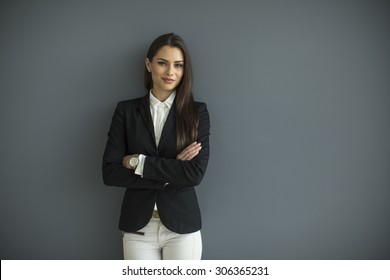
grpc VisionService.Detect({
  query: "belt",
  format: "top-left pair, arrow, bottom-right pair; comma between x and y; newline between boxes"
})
152,210 -> 160,220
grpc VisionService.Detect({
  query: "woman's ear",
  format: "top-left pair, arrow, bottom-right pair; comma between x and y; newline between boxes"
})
145,58 -> 151,72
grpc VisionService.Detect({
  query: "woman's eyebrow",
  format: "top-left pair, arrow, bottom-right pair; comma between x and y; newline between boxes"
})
157,58 -> 184,63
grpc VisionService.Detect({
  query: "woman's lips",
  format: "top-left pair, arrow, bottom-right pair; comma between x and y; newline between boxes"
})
162,78 -> 175,84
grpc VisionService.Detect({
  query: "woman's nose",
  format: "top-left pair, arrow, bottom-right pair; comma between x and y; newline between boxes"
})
167,64 -> 174,75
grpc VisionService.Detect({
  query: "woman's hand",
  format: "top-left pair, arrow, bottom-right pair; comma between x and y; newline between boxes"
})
176,142 -> 202,161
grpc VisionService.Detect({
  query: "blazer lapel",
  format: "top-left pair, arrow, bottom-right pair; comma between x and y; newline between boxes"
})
158,104 -> 176,149
138,94 -> 156,145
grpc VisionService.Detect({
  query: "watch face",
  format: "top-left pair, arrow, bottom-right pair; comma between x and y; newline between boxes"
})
130,157 -> 138,167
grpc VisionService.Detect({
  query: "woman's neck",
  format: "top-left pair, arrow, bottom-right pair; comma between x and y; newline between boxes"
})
151,88 -> 173,102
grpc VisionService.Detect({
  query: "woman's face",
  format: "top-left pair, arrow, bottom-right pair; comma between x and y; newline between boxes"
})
146,45 -> 184,96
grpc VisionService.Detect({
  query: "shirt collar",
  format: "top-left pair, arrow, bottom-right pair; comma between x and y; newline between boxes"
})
149,90 -> 176,109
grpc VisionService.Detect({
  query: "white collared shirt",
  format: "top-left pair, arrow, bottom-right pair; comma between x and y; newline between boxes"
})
149,90 -> 176,146
134,90 -> 176,177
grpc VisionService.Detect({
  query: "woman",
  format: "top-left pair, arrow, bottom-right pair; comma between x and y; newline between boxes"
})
102,33 -> 210,260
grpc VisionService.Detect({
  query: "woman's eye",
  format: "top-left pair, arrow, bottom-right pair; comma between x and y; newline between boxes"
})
175,64 -> 183,68
157,61 -> 166,66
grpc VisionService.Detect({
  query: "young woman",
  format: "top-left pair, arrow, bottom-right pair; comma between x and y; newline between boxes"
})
102,33 -> 210,260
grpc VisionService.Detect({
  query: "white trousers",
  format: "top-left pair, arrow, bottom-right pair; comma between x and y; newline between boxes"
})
122,219 -> 202,260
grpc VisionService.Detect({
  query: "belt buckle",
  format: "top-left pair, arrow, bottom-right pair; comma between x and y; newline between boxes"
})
152,210 -> 160,220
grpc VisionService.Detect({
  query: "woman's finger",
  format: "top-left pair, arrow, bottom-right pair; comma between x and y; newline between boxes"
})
177,143 -> 202,160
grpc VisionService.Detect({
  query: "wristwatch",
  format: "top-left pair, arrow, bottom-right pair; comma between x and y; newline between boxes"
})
129,155 -> 139,169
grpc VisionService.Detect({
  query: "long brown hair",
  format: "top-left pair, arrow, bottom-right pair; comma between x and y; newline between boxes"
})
144,33 -> 198,152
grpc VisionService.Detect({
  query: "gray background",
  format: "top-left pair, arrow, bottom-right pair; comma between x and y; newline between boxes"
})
1,0 -> 389,259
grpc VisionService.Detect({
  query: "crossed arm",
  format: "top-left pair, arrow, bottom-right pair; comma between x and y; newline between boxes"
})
102,101 -> 210,189
122,142 -> 202,169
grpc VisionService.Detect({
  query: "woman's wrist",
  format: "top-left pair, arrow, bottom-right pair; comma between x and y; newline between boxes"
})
122,154 -> 139,169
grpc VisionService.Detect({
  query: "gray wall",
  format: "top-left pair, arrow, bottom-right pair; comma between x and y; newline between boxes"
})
1,0 -> 389,259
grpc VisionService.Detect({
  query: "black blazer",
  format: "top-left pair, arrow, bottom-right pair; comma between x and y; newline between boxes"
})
102,94 -> 210,234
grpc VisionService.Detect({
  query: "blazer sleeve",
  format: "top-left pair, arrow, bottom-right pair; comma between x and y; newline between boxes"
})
143,103 -> 210,187
102,102 -> 164,190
